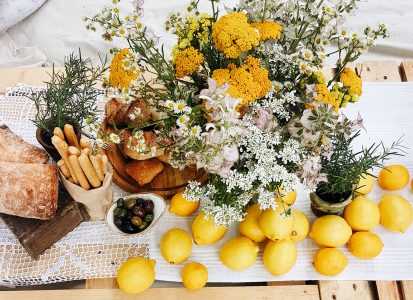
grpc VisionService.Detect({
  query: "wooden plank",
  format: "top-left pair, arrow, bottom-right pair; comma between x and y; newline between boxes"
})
85,278 -> 118,289
268,281 -> 307,286
355,61 -> 401,82
318,281 -> 374,300
0,286 -> 320,300
400,281 -> 413,300
400,60 -> 413,82
376,281 -> 401,300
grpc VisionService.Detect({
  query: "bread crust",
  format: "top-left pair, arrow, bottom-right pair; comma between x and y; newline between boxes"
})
125,158 -> 164,186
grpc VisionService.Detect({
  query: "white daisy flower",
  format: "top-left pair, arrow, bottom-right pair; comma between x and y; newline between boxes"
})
165,100 -> 175,110
133,143 -> 146,153
284,81 -> 293,89
272,81 -> 284,91
302,49 -> 313,60
122,58 -> 132,70
133,130 -> 144,139
118,27 -> 127,36
300,62 -> 308,71
176,115 -> 189,128
174,100 -> 188,114
109,133 -> 121,144
318,52 -> 327,60
189,126 -> 202,138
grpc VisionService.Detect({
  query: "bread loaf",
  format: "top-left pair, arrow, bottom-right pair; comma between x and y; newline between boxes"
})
0,162 -> 58,220
0,125 -> 48,164
125,99 -> 152,127
125,158 -> 164,186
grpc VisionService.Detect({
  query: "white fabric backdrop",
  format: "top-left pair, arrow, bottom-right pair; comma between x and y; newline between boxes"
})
0,0 -> 412,67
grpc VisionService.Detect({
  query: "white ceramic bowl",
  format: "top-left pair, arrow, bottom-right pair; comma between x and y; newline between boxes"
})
106,193 -> 167,236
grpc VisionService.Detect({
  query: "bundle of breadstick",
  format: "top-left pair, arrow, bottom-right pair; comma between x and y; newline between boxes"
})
51,124 -> 108,190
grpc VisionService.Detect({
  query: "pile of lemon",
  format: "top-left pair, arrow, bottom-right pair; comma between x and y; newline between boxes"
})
115,165 -> 413,294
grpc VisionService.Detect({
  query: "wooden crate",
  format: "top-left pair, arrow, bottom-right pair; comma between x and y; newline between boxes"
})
0,61 -> 412,299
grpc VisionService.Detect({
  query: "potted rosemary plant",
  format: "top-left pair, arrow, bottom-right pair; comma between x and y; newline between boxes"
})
31,51 -> 106,160
311,131 -> 404,216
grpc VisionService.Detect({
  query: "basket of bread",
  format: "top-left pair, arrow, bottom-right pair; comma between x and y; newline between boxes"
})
52,124 -> 113,221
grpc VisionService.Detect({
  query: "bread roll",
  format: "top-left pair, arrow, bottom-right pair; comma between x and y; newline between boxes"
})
125,99 -> 151,127
125,158 -> 164,186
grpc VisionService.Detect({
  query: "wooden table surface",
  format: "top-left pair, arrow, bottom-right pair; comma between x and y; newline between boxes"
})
0,60 -> 413,300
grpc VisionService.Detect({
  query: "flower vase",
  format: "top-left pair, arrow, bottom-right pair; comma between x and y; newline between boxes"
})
310,191 -> 352,217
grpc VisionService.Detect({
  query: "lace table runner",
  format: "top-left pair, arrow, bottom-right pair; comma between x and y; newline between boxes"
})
0,84 -> 148,286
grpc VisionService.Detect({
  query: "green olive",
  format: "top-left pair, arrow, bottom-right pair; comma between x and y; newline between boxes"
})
138,220 -> 149,231
115,208 -> 127,218
131,216 -> 143,226
117,198 -> 125,208
125,198 -> 137,210
144,213 -> 154,222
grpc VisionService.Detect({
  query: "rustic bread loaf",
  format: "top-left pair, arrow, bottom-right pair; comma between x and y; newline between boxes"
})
125,158 -> 164,186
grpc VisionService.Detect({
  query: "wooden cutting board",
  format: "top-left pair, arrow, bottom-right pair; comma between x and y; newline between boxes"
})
0,183 -> 90,260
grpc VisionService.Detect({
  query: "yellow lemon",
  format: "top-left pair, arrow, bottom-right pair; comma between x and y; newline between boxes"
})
181,262 -> 208,290
220,236 -> 259,271
239,204 -> 266,243
377,165 -> 409,191
355,174 -> 375,196
192,212 -> 227,245
348,232 -> 383,259
263,239 -> 297,276
290,209 -> 310,242
379,194 -> 413,232
160,228 -> 192,264
275,188 -> 297,205
259,204 -> 294,241
169,192 -> 200,217
343,196 -> 380,231
313,248 -> 348,276
309,215 -> 352,247
117,257 -> 156,294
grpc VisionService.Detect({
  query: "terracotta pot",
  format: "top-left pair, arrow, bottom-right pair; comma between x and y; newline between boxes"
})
36,124 -> 81,162
310,191 -> 352,217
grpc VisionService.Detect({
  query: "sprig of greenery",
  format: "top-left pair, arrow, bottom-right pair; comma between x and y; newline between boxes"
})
317,131 -> 406,197
31,50 -> 108,135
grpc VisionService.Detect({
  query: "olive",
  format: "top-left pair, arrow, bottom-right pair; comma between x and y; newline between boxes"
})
115,208 -> 127,218
117,198 -> 125,208
136,198 -> 145,206
144,213 -> 154,222
126,211 -> 133,219
131,216 -> 143,226
144,200 -> 154,213
114,217 -> 123,228
113,207 -> 119,216
122,223 -> 139,234
132,205 -> 146,218
125,198 -> 137,210
138,220 -> 149,231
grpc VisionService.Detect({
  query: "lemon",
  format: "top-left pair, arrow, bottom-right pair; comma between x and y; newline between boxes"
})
259,204 -> 294,241
263,239 -> 297,276
313,248 -> 348,276
309,215 -> 352,247
290,209 -> 310,242
181,262 -> 208,290
348,232 -> 383,259
169,192 -> 200,217
275,188 -> 297,205
377,165 -> 409,191
379,194 -> 413,232
160,228 -> 192,264
355,174 -> 375,196
239,204 -> 266,243
192,212 -> 227,245
117,257 -> 156,294
220,236 -> 259,271
344,196 -> 380,231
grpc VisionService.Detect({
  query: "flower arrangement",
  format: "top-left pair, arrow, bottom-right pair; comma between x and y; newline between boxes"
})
86,0 -> 390,227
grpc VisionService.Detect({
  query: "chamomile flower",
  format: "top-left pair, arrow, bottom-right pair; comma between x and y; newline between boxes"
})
109,133 -> 121,144
113,6 -> 120,14
189,126 -> 202,138
176,114 -> 190,128
174,100 -> 188,114
122,58 -> 132,70
302,49 -> 313,60
340,28 -> 348,37
318,52 -> 327,60
133,143 -> 146,153
284,81 -> 293,90
133,130 -> 144,138
300,62 -> 308,71
165,100 -> 175,110
118,27 -> 127,36
272,81 -> 283,91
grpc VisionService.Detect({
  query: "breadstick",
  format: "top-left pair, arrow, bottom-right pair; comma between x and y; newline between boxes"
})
68,155 -> 91,190
51,136 -> 79,184
90,153 -> 104,182
57,159 -> 71,178
80,138 -> 92,150
64,124 -> 80,149
53,127 -> 65,141
101,154 -> 108,175
82,148 -> 90,156
68,146 -> 81,156
78,153 -> 101,188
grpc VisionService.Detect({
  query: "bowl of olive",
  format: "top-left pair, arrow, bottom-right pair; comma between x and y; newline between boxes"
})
106,193 -> 166,235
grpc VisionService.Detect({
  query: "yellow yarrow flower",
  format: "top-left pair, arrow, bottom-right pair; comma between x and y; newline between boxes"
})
212,12 -> 260,58
173,47 -> 204,78
109,48 -> 138,89
315,83 -> 340,111
340,68 -> 362,96
212,56 -> 271,107
251,20 -> 282,41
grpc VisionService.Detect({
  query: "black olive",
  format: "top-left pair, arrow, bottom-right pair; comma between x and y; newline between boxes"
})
138,220 -> 149,231
116,208 -> 127,218
136,198 -> 145,206
122,223 -> 139,234
117,198 -> 125,208
144,213 -> 154,222
125,198 -> 137,210
126,211 -> 133,219
114,217 -> 123,228
132,205 -> 146,218
131,216 -> 143,226
144,200 -> 154,213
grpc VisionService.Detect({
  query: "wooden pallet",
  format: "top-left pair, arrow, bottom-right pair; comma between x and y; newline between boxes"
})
0,61 -> 412,299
